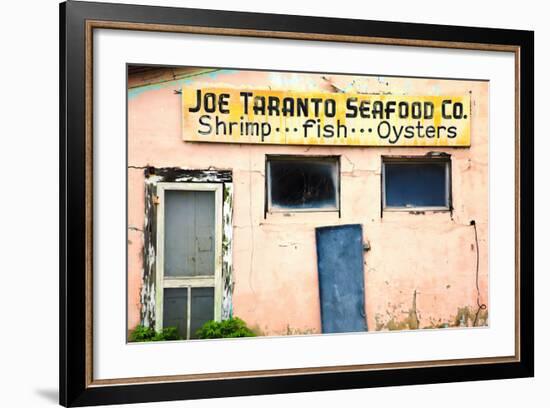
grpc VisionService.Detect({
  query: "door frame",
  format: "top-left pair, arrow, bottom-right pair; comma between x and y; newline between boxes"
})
154,182 -> 223,337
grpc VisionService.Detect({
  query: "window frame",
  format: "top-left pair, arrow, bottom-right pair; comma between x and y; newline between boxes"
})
265,155 -> 341,214
381,155 -> 452,212
154,182 -> 223,339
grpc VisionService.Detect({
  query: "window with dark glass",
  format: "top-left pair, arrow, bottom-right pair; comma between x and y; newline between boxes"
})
267,156 -> 339,212
383,157 -> 451,210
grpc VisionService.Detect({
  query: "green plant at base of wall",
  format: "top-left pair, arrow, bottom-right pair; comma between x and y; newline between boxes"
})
195,317 -> 256,339
129,325 -> 181,342
152,326 -> 180,341
129,325 -> 155,342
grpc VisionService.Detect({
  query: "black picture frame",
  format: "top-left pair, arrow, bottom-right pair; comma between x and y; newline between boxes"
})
60,1 -> 534,406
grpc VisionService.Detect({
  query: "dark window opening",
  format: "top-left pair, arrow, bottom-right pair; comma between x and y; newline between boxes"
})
267,156 -> 339,211
383,158 -> 450,209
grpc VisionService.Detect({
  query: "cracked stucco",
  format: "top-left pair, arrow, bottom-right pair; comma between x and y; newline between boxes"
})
127,68 -> 489,335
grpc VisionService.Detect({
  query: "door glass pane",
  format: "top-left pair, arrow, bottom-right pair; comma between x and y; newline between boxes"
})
164,190 -> 215,277
385,162 -> 448,207
163,288 -> 188,339
190,287 -> 215,339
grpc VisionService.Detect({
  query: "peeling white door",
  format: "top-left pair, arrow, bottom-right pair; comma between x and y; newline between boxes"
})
155,183 -> 223,339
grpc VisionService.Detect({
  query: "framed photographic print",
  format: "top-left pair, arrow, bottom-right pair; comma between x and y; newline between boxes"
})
59,1 -> 534,406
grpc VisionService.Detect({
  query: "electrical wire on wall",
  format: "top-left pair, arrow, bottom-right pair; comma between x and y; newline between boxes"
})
470,220 -> 487,326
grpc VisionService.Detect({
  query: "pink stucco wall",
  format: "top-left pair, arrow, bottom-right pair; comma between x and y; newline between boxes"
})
127,69 -> 488,335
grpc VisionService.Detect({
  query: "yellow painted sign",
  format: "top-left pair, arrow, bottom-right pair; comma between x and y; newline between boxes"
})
182,88 -> 470,147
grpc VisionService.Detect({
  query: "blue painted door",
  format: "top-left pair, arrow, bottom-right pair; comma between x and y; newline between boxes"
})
315,224 -> 367,333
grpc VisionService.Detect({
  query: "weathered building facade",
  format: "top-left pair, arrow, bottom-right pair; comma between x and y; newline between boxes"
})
127,66 -> 488,339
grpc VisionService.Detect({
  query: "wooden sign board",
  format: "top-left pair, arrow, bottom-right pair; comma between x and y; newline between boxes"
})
182,88 -> 471,147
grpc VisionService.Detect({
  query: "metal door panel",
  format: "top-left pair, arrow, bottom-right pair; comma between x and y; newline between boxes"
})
315,224 -> 367,333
